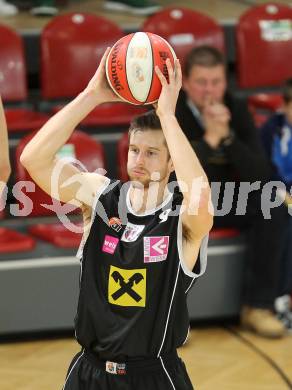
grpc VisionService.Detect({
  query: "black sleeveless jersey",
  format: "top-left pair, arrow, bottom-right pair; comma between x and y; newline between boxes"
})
75,179 -> 208,361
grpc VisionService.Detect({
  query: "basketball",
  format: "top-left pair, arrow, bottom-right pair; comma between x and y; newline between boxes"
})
105,32 -> 176,105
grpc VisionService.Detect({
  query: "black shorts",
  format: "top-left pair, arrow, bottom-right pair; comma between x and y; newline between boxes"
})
62,349 -> 194,390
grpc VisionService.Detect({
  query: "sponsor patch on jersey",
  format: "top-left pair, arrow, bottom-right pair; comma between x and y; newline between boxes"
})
143,236 -> 169,263
121,223 -> 145,242
105,361 -> 126,375
108,265 -> 146,307
102,235 -> 119,255
109,217 -> 122,233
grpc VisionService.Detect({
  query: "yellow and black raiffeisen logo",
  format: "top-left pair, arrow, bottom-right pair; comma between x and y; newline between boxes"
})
108,265 -> 146,307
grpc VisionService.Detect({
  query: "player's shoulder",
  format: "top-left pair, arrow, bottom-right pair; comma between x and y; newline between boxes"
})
84,174 -> 123,202
76,172 -> 111,209
80,172 -> 109,187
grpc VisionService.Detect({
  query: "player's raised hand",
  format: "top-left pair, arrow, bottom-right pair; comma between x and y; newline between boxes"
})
154,58 -> 182,117
85,47 -> 122,104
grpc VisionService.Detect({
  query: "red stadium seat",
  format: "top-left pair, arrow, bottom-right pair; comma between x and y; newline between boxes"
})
209,228 -> 241,240
41,12 -> 146,126
0,23 -> 49,132
0,24 -> 26,101
29,223 -> 82,248
236,3 -> 292,117
41,12 -> 123,99
236,3 -> 292,89
5,109 -> 50,133
248,93 -> 284,127
15,129 -> 106,217
0,227 -> 36,253
250,112 -> 271,128
52,103 -> 147,127
142,7 -> 225,69
0,196 -> 37,254
117,131 -> 129,182
248,93 -> 283,111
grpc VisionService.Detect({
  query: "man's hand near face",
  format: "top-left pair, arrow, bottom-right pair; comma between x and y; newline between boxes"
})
202,101 -> 231,149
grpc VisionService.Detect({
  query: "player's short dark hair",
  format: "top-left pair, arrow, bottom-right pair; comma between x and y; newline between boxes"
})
184,45 -> 226,78
128,110 -> 170,158
129,109 -> 162,136
283,78 -> 292,104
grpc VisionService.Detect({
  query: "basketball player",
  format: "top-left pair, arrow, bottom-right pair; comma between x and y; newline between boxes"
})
20,49 -> 213,390
0,95 -> 11,197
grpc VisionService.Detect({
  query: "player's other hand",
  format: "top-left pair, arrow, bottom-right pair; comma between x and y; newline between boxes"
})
154,58 -> 182,118
85,47 -> 122,105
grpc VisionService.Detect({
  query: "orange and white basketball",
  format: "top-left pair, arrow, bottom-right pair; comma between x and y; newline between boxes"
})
105,32 -> 176,105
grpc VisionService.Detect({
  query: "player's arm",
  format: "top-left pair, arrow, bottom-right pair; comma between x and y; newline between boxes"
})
155,59 -> 213,270
20,48 -> 120,209
0,95 -> 11,197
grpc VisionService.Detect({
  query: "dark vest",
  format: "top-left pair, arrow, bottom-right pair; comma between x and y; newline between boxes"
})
75,180 -> 208,360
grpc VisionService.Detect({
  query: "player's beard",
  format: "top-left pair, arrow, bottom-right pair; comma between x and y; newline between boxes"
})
128,172 -> 152,189
128,167 -> 169,189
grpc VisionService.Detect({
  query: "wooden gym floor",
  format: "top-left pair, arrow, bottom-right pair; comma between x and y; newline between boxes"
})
1,0 -> 292,33
1,326 -> 292,390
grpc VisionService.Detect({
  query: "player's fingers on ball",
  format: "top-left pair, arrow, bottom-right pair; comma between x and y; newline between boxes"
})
166,58 -> 174,82
155,66 -> 167,86
90,67 -> 101,84
102,47 -> 111,62
175,59 -> 182,85
93,49 -> 110,80
99,47 -> 111,71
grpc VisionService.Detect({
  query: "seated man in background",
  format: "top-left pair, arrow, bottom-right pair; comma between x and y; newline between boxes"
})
0,95 -> 11,197
176,45 -> 288,337
260,78 -> 292,331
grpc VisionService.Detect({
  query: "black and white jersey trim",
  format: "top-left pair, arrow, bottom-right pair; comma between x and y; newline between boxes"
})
159,356 -> 176,389
62,351 -> 84,390
177,213 -> 208,283
182,325 -> 190,345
